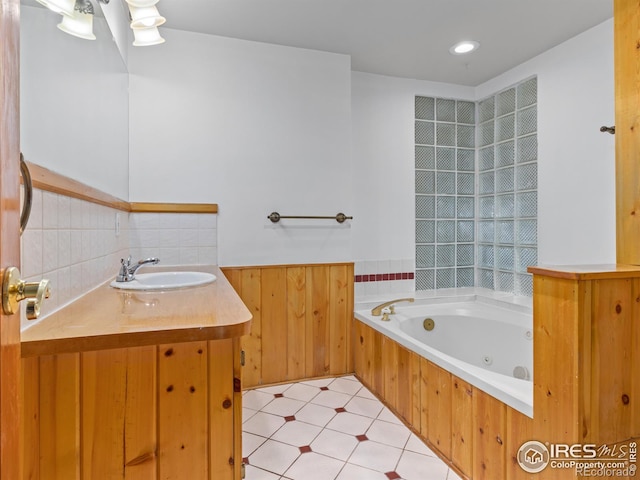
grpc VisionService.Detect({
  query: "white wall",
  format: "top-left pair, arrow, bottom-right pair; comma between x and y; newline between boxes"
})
476,19 -> 615,265
351,73 -> 474,265
21,5 -> 129,201
128,28 -> 352,266
351,19 -> 615,269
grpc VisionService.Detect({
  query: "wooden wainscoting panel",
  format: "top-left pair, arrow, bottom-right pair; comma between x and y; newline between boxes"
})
590,279 -> 635,444
223,263 -> 354,387
81,349 -> 128,479
158,342 -> 209,479
382,336 -> 399,412
419,357 -> 429,438
21,357 -> 40,480
209,339 -> 235,480
394,345 -> 418,425
505,408 -> 534,480
124,346 -> 158,479
305,266 -> 330,378
426,361 -> 452,458
451,378 -> 473,477
39,353 -> 81,480
473,390 -> 507,480
633,279 -> 640,439
532,275 -> 580,444
287,267 -> 307,380
371,326 -> 384,395
261,267 -> 288,384
352,320 -> 367,385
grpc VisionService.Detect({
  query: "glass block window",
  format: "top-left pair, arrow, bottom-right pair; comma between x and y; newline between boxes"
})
415,96 -> 476,289
415,77 -> 537,296
476,76 -> 537,296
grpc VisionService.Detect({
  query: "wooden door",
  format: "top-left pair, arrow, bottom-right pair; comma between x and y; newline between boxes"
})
0,0 -> 22,478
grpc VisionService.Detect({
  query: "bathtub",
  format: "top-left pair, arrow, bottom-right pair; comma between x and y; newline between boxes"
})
354,293 -> 533,417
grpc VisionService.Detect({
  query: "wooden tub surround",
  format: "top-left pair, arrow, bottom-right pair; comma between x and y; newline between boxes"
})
21,266 -> 251,480
354,265 -> 640,480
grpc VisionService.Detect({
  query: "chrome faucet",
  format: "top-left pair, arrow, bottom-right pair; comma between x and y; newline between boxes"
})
116,256 -> 160,282
371,297 -> 415,316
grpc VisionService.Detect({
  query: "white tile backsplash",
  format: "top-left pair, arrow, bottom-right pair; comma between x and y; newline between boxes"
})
20,190 -> 218,327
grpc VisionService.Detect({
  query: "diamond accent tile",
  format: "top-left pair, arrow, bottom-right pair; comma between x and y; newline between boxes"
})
415,96 -> 434,120
299,445 -> 312,453
386,472 -> 401,480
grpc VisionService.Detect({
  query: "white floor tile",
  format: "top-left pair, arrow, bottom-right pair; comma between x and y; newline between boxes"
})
325,412 -> 374,436
301,378 -> 335,387
310,429 -> 359,461
261,396 -> 307,417
244,390 -> 276,411
243,412 -> 286,438
447,469 -> 464,480
249,439 -> 300,476
405,433 -> 436,456
339,375 -> 360,382
244,464 -> 281,480
310,390 -> 353,409
294,403 -> 337,428
284,452 -> 344,480
243,407 -> 259,424
335,463 -> 389,480
344,396 -> 384,418
256,384 -> 290,395
328,377 -> 362,395
271,420 -> 323,447
377,406 -> 403,425
396,450 -> 449,480
243,431 -> 268,457
284,383 -> 321,402
348,440 -> 403,473
365,419 -> 411,448
355,386 -> 378,401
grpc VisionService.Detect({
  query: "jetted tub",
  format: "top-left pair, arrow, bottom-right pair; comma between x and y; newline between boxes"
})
354,294 -> 533,417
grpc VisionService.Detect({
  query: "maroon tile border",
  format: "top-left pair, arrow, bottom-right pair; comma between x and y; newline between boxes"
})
355,272 -> 414,283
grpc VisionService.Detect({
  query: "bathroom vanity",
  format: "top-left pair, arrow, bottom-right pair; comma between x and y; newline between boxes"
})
20,266 -> 251,480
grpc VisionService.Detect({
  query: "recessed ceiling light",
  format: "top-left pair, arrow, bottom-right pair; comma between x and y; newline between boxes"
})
450,41 -> 480,55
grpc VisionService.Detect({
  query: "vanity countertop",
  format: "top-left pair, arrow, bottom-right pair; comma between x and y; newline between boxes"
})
20,266 -> 252,357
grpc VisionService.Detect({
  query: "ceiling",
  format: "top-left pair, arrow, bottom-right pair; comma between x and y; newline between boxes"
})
157,0 -> 613,86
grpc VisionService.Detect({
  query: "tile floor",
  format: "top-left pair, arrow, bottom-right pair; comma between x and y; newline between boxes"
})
242,375 -> 463,480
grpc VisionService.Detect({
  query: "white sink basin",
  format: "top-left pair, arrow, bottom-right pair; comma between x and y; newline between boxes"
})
110,271 -> 217,291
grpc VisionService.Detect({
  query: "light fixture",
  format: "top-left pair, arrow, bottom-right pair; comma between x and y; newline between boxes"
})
132,26 -> 165,46
126,0 -> 165,46
129,5 -> 166,28
57,0 -> 96,40
449,41 -> 480,55
36,0 -> 76,17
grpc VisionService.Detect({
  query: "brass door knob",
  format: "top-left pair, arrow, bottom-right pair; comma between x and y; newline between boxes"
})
2,267 -> 51,320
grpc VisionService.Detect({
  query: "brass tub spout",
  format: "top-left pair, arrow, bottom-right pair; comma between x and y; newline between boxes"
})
371,297 -> 415,316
